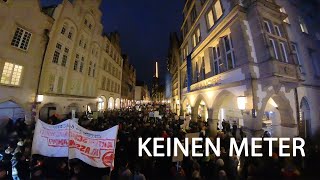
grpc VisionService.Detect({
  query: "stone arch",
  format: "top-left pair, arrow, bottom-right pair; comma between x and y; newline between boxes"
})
0,99 -> 26,122
181,96 -> 191,116
211,90 -> 240,129
193,94 -> 210,122
299,96 -> 311,138
97,96 -> 107,111
115,98 -> 121,109
108,97 -> 115,110
39,103 -> 62,121
260,91 -> 297,137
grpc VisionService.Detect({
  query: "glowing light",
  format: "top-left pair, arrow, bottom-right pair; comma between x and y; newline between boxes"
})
269,98 -> 278,108
156,62 -> 158,78
37,95 -> 44,102
237,96 -> 247,110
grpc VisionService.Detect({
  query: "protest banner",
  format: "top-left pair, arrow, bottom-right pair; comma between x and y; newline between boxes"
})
31,120 -> 69,157
32,120 -> 118,169
69,122 -> 118,168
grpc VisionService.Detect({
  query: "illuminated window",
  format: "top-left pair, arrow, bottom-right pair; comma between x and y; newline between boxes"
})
192,27 -> 201,48
98,97 -> 105,111
11,27 -> 32,51
214,0 -> 223,20
206,9 -> 214,29
299,17 -> 308,34
1,62 -> 23,86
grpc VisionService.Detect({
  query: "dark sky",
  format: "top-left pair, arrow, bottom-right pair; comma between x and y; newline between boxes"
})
41,0 -> 183,86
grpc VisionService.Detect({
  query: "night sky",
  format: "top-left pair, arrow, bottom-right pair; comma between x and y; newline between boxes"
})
40,0 -> 183,86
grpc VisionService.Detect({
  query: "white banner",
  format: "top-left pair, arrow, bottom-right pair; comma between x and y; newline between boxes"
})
32,120 -> 118,169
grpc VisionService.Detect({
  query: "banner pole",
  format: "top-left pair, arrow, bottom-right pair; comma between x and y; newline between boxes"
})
68,120 -> 71,179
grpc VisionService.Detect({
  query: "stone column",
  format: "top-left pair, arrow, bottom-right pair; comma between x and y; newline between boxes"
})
207,108 -> 218,137
191,106 -> 198,122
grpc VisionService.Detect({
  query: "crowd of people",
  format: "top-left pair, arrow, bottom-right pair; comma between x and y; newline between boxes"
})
0,103 -> 319,180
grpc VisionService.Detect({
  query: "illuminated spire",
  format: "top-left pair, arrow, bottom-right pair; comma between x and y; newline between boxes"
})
156,61 -> 159,78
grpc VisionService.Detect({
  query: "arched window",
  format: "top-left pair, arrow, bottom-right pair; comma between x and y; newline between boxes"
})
98,97 -> 105,111
68,27 -> 74,40
61,23 -> 68,35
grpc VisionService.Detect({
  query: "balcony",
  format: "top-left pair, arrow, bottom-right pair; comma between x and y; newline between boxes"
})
259,60 -> 301,81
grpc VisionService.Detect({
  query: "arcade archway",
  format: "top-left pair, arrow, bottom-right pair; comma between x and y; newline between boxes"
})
182,98 -> 191,116
115,98 -> 120,109
0,100 -> 25,122
97,96 -> 106,111
299,97 -> 311,139
193,96 -> 209,122
261,94 -> 297,137
108,97 -> 115,110
212,91 -> 241,129
39,103 -> 61,121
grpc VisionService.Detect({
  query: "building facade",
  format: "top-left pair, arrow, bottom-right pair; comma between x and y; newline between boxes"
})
168,32 -> 181,115
121,55 -> 136,108
178,0 -> 320,139
135,81 -> 151,104
0,0 -> 53,123
36,0 -> 123,120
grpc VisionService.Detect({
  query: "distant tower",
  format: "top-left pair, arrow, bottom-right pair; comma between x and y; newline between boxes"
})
152,61 -> 160,101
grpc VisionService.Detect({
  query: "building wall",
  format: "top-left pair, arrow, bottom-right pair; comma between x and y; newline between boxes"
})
0,0 -> 53,121
178,0 -> 320,139
36,0 -> 122,118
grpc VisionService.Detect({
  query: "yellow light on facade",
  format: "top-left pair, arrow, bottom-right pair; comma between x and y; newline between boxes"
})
237,96 -> 247,110
156,61 -> 159,78
37,95 -> 44,103
269,98 -> 278,108
176,100 -> 180,105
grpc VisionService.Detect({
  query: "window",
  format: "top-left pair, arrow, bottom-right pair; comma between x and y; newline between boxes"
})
269,38 -> 279,59
61,47 -> 69,66
57,77 -> 63,93
80,57 -> 84,72
264,20 -> 271,33
107,79 -> 110,91
1,62 -> 23,86
68,27 -> 74,39
206,9 -> 214,29
61,25 -> 67,35
274,25 -> 282,37
223,35 -> 235,70
88,61 -> 92,76
279,42 -> 288,62
192,27 -> 201,48
52,43 -> 62,64
74,54 -> 79,71
101,77 -> 106,89
212,46 -> 222,75
84,19 -> 88,25
11,27 -> 32,51
299,17 -> 308,34
48,74 -> 55,92
201,57 -> 205,80
214,0 -> 223,20
93,63 -> 96,77
183,24 -> 189,38
291,43 -> 303,73
190,7 -> 197,24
